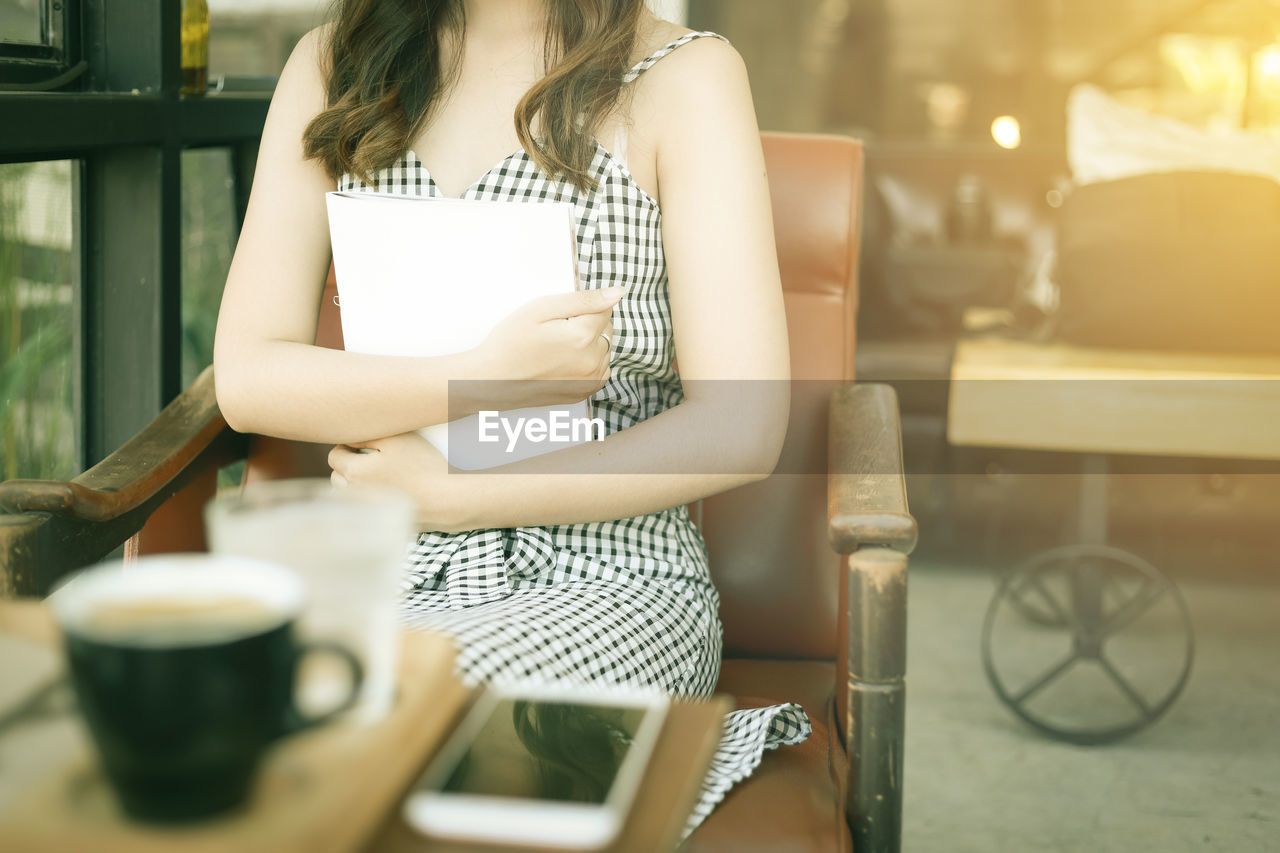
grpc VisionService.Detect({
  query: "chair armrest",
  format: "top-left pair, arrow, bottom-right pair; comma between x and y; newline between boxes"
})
0,367 -> 247,595
831,385 -> 913,852
827,383 -> 918,555
0,367 -> 242,522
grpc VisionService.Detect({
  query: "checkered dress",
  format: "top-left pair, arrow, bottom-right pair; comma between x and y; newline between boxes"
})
337,32 -> 810,835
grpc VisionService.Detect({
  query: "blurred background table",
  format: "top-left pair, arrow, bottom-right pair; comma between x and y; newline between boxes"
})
948,336 -> 1280,744
949,337 -> 1280,460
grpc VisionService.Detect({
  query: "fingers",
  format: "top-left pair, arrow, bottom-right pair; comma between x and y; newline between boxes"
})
327,444 -> 345,472
597,348 -> 612,384
564,310 -> 614,343
592,333 -> 612,384
529,287 -> 625,321
572,318 -> 613,378
327,443 -> 374,481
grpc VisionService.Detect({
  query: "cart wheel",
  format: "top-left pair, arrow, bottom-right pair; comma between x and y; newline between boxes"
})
982,544 -> 1194,745
999,551 -> 1149,628
1001,570 -> 1070,627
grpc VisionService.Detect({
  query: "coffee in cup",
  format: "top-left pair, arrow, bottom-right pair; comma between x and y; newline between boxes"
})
48,555 -> 363,822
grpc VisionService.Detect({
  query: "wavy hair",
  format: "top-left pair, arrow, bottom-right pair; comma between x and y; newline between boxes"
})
303,0 -> 645,191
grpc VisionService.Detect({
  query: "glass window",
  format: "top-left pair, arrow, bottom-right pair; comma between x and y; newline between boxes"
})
1248,40 -> 1280,133
0,160 -> 76,481
208,0 -> 328,84
181,147 -> 244,489
689,0 -> 1280,142
1,0 -> 75,90
181,147 -> 236,390
0,0 -> 42,45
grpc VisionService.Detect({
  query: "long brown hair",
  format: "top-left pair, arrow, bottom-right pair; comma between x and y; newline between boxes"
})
303,0 -> 645,191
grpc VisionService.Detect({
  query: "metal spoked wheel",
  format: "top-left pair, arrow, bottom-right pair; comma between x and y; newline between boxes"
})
1000,571 -> 1070,627
982,544 -> 1194,745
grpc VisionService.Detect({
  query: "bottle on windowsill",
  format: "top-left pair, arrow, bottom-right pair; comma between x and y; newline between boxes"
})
181,0 -> 209,95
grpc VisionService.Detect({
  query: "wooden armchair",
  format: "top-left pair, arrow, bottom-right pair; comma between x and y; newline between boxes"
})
0,133 -> 916,852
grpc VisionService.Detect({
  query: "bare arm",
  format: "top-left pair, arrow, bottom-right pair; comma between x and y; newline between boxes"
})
213,28 -> 618,444
332,38 -> 790,530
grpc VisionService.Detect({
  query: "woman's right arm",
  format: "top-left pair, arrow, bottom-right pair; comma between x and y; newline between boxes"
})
213,28 -> 616,445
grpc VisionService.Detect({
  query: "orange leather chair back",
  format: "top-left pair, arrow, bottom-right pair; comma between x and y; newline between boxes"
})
702,134 -> 861,660
246,134 -> 863,663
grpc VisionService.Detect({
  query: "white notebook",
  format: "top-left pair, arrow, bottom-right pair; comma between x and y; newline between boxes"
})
325,191 -> 596,469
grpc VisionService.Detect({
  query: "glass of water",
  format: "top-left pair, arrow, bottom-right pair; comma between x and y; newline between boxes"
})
204,479 -> 415,724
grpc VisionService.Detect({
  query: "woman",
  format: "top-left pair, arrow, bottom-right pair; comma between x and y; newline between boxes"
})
213,0 -> 804,831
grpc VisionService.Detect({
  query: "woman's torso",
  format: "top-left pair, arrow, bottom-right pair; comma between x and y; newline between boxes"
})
336,25 -> 725,607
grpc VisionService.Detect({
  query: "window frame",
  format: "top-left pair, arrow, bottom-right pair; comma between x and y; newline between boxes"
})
0,0 -> 271,472
0,0 -> 82,89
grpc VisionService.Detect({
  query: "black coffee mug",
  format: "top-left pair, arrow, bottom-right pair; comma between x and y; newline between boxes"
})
49,555 -> 363,823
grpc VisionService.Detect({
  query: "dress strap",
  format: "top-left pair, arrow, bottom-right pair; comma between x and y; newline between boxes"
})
621,31 -> 729,86
612,32 -> 728,170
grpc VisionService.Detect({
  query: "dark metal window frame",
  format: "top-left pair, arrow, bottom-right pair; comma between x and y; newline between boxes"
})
0,0 -> 82,89
0,0 -> 270,471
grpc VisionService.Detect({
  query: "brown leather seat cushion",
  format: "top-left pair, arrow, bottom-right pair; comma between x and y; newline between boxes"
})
684,660 -> 851,853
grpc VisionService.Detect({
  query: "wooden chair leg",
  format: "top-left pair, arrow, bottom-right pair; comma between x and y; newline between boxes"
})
846,546 -> 908,853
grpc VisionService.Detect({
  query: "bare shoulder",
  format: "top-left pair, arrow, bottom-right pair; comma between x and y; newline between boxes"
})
629,14 -> 742,69
629,29 -> 752,144
269,23 -> 334,121
287,22 -> 334,80
300,20 -> 336,55
630,18 -> 747,103
630,22 -> 761,187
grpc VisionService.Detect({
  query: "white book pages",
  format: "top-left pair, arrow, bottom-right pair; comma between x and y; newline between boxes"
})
325,191 -> 597,470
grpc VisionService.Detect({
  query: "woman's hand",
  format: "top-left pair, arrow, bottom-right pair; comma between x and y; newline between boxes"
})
471,287 -> 624,410
328,433 -> 473,533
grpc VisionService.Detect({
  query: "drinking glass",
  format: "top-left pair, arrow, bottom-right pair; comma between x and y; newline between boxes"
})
205,479 -> 415,723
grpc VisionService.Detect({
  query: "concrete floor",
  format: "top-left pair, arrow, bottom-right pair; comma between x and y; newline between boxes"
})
902,560 -> 1280,852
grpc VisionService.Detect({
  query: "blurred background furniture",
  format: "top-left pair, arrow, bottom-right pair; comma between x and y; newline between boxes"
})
681,0 -> 1280,583
0,133 -> 917,852
949,335 -> 1280,743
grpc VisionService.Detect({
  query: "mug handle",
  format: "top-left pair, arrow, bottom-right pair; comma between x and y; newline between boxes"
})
283,641 -> 365,735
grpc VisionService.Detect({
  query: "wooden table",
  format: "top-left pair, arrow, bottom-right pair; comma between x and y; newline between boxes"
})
948,337 -> 1280,460
947,335 -> 1280,744
948,335 -> 1280,551
0,601 -> 727,853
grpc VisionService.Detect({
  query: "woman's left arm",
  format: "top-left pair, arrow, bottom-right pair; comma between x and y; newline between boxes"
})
331,39 -> 790,532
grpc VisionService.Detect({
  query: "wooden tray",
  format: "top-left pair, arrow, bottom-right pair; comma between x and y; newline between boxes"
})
0,603 -> 474,853
0,602 -> 729,852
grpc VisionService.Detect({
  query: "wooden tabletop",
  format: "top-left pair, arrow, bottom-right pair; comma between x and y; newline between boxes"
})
948,337 -> 1280,460
0,600 -> 474,853
0,601 -> 726,853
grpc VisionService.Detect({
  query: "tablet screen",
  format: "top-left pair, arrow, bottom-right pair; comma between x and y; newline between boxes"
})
439,699 -> 648,803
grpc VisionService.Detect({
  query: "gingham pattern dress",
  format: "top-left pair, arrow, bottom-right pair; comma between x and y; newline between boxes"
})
338,32 -> 810,835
